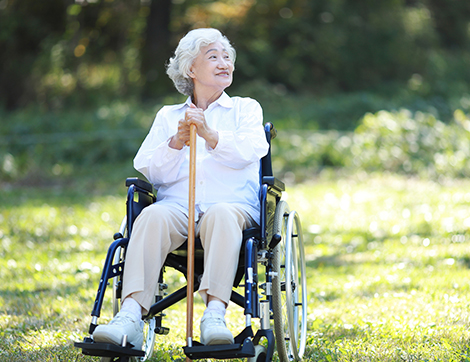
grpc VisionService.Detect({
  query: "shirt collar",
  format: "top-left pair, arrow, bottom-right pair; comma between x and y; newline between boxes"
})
213,92 -> 233,109
178,92 -> 233,110
171,97 -> 192,110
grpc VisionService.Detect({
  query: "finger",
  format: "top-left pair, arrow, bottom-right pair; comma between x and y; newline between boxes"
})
186,108 -> 201,118
179,118 -> 191,131
188,109 -> 205,122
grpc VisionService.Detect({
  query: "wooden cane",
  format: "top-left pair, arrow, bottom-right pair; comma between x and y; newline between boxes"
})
186,123 -> 197,361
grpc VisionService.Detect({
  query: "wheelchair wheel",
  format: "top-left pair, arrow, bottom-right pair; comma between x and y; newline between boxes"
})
134,318 -> 156,362
248,344 -> 267,362
272,201 -> 308,361
112,245 -> 122,317
112,216 -> 128,315
110,279 -> 156,362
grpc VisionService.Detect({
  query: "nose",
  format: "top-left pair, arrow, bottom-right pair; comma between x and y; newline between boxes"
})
217,58 -> 229,69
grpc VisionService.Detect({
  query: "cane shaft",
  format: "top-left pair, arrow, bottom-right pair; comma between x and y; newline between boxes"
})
186,124 -> 197,359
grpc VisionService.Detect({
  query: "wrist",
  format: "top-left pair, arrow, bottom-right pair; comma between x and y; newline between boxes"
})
169,135 -> 185,150
206,130 -> 219,149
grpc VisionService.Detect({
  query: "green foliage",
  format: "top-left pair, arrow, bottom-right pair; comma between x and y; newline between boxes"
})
350,109 -> 470,178
269,108 -> 470,183
0,0 -> 68,109
236,81 -> 397,131
3,92 -> 470,185
2,0 -> 470,117
0,101 -> 162,182
231,0 -> 431,92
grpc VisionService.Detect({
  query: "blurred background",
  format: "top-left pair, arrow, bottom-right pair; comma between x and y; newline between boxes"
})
4,3 -> 470,360
2,0 -> 470,186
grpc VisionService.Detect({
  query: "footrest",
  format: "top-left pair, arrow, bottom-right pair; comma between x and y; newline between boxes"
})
74,340 -> 145,358
183,338 -> 255,360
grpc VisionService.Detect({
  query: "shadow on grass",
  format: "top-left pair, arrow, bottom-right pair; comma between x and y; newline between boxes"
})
0,284 -> 93,314
0,163 -> 139,208
0,343 -> 96,362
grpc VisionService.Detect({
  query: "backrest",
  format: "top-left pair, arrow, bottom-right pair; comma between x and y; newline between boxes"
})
259,123 -> 284,241
260,122 -> 276,179
126,178 -> 156,238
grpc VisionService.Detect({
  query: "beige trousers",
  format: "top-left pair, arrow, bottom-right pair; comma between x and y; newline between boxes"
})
121,202 -> 256,313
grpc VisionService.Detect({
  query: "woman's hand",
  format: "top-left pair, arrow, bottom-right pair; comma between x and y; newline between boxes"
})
169,118 -> 190,150
169,104 -> 219,150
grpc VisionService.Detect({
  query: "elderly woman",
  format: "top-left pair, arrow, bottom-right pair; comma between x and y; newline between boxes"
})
93,28 -> 269,349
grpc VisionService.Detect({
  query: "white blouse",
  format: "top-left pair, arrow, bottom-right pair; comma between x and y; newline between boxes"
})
134,92 -> 269,223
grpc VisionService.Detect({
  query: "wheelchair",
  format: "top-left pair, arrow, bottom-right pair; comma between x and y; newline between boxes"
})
75,123 -> 307,362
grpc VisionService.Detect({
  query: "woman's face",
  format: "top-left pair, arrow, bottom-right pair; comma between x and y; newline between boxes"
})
189,41 -> 234,94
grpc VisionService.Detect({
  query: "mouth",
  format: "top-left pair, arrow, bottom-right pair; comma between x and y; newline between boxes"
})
216,71 -> 230,76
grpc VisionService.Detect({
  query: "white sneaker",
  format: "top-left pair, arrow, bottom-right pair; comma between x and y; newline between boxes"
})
93,310 -> 144,349
200,311 -> 234,345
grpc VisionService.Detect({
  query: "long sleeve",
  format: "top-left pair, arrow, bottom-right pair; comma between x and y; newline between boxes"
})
131,94 -> 269,224
133,107 -> 187,187
207,98 -> 268,169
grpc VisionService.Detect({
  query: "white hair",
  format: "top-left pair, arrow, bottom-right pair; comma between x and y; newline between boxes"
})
166,28 -> 236,96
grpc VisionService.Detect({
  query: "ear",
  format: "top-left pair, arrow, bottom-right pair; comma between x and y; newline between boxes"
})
188,68 -> 196,79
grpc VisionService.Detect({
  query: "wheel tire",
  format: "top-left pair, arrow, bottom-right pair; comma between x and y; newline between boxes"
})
112,246 -> 123,317
248,344 -> 268,362
285,211 -> 307,360
271,200 -> 291,362
132,318 -> 156,361
272,202 -> 308,361
113,216 -> 128,316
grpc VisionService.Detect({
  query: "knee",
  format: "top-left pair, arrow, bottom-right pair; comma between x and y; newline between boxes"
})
129,204 -> 176,249
200,203 -> 246,241
137,203 -> 169,220
133,203 -> 171,230
204,203 -> 238,222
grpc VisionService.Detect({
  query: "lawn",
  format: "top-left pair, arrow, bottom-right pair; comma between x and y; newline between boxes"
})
1,172 -> 470,361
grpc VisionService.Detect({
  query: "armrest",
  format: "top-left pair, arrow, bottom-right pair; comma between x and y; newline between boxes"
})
125,178 -> 156,238
126,177 -> 153,193
262,176 -> 285,193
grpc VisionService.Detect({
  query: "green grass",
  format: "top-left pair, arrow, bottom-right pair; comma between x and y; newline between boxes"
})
2,172 -> 470,361
287,174 -> 470,361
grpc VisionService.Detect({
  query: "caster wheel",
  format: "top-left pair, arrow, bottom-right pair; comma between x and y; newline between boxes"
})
248,344 -> 267,362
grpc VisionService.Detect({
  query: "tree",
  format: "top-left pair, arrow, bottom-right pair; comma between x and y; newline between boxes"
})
426,0 -> 470,49
0,0 -> 68,109
140,0 -> 174,100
